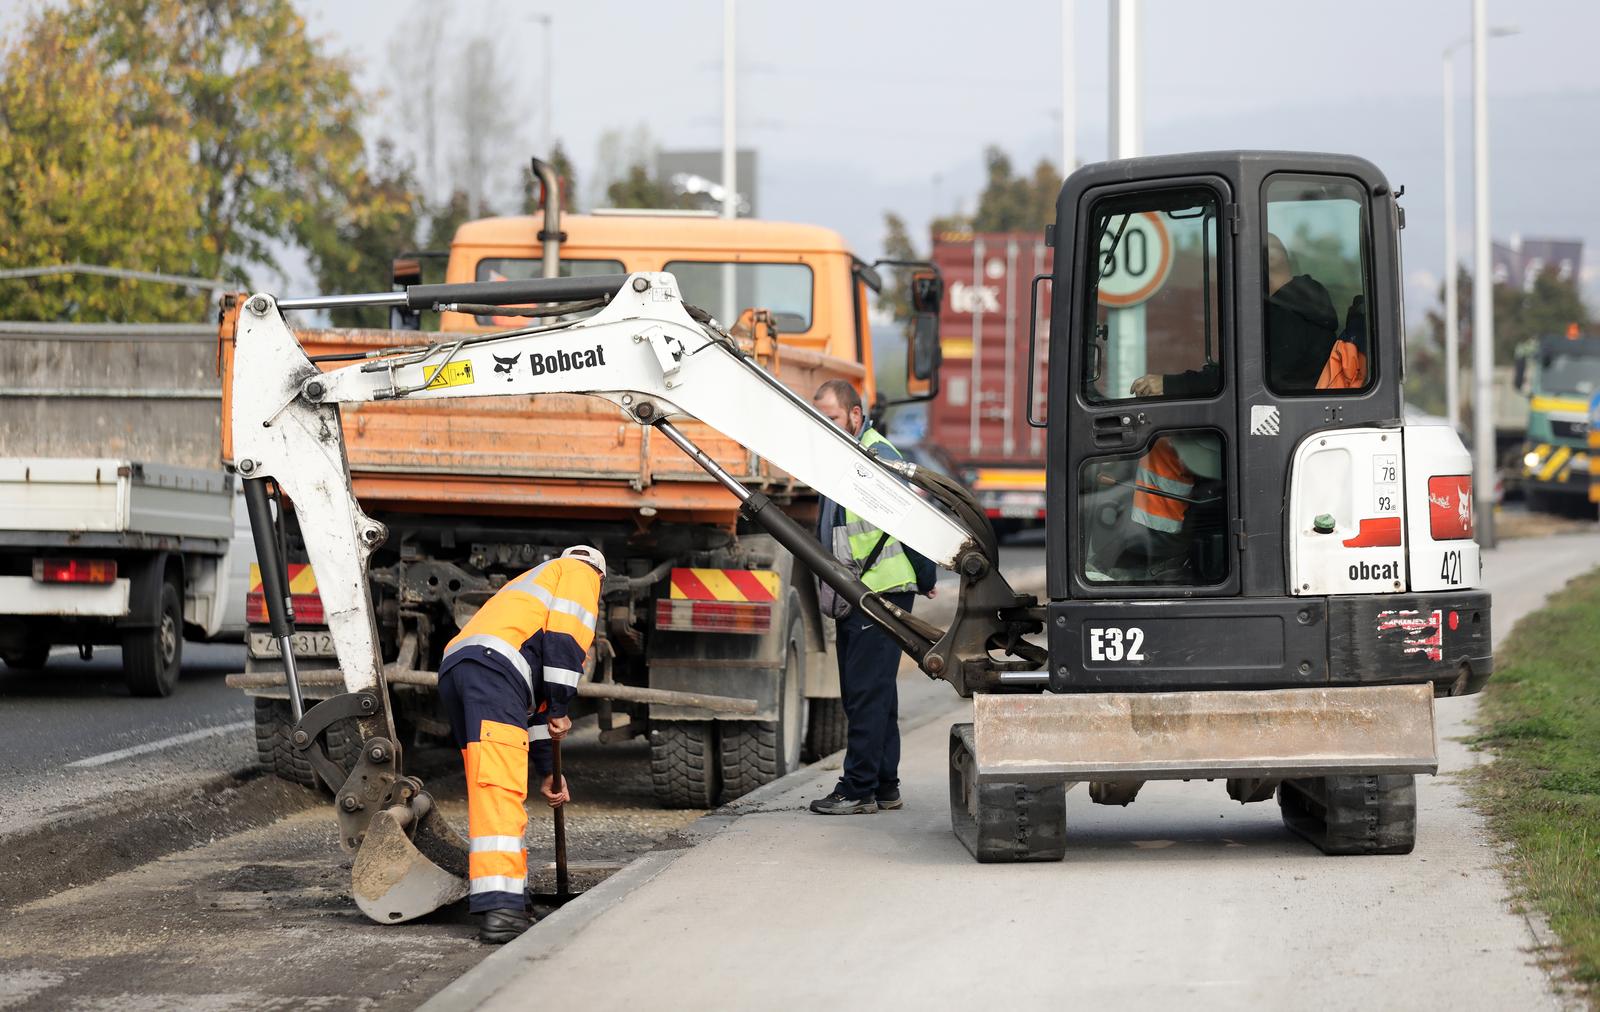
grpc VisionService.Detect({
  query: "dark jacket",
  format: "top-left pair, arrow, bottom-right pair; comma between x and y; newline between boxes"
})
1161,274 -> 1339,398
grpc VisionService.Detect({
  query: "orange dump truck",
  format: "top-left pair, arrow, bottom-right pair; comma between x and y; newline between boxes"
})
221,205 -> 925,807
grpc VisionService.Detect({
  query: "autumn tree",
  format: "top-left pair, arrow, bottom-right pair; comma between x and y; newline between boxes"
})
0,11 -> 205,320
56,0 -> 373,283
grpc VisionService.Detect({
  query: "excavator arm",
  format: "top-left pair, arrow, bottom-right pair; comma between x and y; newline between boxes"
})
229,271 -> 1042,922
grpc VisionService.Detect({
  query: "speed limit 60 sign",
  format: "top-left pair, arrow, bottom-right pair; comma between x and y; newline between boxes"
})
1097,212 -> 1172,308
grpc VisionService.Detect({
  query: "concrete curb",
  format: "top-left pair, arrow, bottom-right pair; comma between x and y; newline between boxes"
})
423,566 -> 1046,1010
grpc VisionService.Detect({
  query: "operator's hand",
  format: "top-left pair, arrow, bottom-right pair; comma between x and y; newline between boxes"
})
1130,373 -> 1164,397
925,587 -> 938,599
547,715 -> 572,741
540,774 -> 570,808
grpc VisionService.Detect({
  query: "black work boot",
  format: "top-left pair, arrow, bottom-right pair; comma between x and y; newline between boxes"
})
875,786 -> 903,811
808,791 -> 878,815
479,907 -> 532,944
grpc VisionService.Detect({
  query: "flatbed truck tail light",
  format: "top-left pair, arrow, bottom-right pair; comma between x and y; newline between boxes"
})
657,567 -> 780,634
32,558 -> 117,584
655,599 -> 773,634
246,563 -> 326,625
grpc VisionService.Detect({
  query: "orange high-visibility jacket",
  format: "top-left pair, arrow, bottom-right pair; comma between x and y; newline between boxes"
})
1131,438 -> 1195,534
441,557 -> 601,723
1316,340 -> 1367,390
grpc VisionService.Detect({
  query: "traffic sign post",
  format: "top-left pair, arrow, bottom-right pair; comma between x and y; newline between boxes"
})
1097,212 -> 1173,398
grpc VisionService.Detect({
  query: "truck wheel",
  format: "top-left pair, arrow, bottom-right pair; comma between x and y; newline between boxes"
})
253,697 -> 357,791
124,579 -> 183,697
1278,774 -> 1417,855
649,722 -> 720,809
948,722 -> 1067,862
803,698 -> 847,761
718,617 -> 807,801
0,639 -> 51,671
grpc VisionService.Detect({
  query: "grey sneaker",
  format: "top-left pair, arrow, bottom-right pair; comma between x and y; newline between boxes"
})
809,791 -> 878,815
875,787 -> 903,810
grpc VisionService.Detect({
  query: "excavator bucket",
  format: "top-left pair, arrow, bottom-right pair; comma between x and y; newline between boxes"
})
351,794 -> 470,924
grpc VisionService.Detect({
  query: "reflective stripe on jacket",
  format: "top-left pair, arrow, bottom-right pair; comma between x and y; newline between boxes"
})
835,428 -> 918,594
1131,437 -> 1196,534
441,557 -> 600,719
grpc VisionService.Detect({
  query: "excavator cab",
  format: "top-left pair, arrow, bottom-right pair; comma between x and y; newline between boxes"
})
945,152 -> 1492,863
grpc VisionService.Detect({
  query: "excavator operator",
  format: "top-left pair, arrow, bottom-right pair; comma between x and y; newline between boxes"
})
436,545 -> 605,943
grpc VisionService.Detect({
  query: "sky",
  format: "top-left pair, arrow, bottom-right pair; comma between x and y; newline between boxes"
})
6,0 -> 1597,322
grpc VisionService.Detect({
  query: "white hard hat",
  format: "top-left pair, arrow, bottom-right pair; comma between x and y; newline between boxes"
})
561,544 -> 607,575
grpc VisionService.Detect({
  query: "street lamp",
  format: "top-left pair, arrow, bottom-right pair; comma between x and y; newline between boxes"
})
1442,24 -> 1516,434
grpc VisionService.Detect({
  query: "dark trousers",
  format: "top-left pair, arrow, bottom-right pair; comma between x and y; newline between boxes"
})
835,591 -> 914,800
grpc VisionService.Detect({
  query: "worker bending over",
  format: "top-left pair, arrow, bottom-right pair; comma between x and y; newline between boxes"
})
437,545 -> 605,944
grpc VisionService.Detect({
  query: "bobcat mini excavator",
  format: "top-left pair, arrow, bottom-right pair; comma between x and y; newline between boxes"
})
231,151 -> 1492,924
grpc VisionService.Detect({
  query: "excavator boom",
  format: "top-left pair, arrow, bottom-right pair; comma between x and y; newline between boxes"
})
229,271 -> 1040,921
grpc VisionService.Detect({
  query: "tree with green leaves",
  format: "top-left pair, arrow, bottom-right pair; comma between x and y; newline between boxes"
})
973,146 -> 1061,232
300,140 -> 424,327
0,11 -> 205,321
522,142 -> 580,213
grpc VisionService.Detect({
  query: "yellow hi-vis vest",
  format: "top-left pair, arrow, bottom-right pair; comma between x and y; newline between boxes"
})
831,428 -> 919,594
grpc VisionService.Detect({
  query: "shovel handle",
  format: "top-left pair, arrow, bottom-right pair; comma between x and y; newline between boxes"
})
551,738 -> 569,896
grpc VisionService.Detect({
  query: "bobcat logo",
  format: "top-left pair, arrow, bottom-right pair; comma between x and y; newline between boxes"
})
493,353 -> 521,381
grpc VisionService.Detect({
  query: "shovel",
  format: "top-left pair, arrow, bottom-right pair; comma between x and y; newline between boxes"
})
527,738 -> 582,907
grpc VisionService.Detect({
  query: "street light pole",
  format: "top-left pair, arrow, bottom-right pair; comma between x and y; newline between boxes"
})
720,0 -> 738,329
1062,0 -> 1075,174
721,0 -> 737,221
1108,0 -> 1140,159
1443,25 -> 1515,435
529,14 -> 553,157
1471,0 -> 1496,547
1442,49 -> 1460,432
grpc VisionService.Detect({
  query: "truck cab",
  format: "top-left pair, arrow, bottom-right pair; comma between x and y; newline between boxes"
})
1514,332 -> 1600,511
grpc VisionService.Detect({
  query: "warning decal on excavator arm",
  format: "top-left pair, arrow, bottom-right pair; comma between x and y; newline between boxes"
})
423,360 -> 475,390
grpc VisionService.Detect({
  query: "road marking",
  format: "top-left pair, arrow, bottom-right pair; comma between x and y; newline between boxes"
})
67,720 -> 251,768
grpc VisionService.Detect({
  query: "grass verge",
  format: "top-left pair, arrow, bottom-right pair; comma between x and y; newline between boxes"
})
1470,565 -> 1600,995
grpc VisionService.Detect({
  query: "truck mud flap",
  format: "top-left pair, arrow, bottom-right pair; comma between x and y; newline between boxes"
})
972,684 -> 1438,785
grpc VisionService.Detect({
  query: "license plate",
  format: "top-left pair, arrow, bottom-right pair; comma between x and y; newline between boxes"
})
248,630 -> 336,658
998,504 -> 1042,518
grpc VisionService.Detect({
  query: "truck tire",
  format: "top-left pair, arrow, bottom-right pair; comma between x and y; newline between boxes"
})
253,697 -> 357,791
804,698 -> 847,761
649,722 -> 720,809
124,579 -> 183,697
1278,774 -> 1417,855
0,639 -> 51,671
718,616 -> 807,801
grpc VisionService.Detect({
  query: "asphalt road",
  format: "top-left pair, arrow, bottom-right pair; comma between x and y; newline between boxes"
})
0,642 -> 253,834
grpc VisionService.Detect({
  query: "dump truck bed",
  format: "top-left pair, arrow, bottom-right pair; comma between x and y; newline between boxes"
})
219,323 -> 862,524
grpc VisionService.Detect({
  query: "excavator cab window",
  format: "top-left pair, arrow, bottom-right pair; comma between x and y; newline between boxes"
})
1069,186 -> 1233,590
1260,175 -> 1375,395
665,260 -> 815,334
473,257 -> 625,327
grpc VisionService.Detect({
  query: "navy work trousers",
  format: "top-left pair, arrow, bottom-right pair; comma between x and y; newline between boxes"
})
834,591 -> 915,801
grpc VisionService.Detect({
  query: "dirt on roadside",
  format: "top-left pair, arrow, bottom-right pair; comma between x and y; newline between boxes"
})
0,735 -> 702,1011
